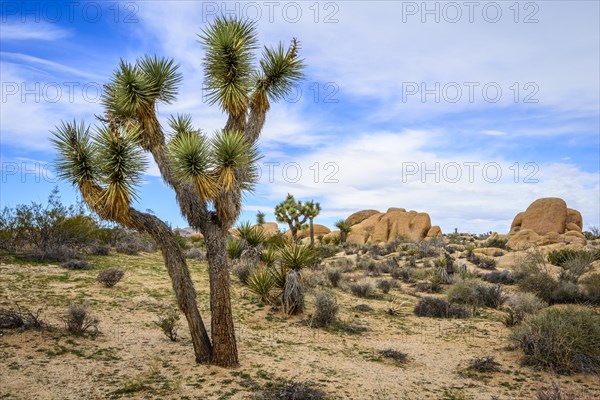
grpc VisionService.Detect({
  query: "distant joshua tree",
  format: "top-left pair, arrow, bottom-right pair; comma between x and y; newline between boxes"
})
52,17 -> 304,367
256,210 -> 266,225
334,220 -> 352,244
274,194 -> 319,244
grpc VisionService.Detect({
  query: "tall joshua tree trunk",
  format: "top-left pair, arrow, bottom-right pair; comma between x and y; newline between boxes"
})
132,210 -> 213,362
309,217 -> 315,248
203,223 -> 238,367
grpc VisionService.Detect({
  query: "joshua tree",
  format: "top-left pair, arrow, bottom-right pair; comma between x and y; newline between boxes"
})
256,210 -> 266,225
335,219 -> 352,244
304,201 -> 321,247
274,194 -> 310,242
51,17 -> 303,367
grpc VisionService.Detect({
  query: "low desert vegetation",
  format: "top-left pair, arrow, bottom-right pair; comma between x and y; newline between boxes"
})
512,305 -> 600,374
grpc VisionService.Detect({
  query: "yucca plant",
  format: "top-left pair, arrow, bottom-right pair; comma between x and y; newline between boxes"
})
227,238 -> 244,260
279,242 -> 314,271
51,16 -> 304,368
247,267 -> 275,303
260,247 -> 277,268
237,221 -> 266,248
271,265 -> 289,291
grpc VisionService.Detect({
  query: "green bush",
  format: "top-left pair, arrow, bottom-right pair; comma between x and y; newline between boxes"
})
325,268 -> 342,288
504,292 -> 547,326
512,305 -> 600,374
413,296 -> 470,318
155,308 -> 179,341
227,238 -> 244,260
580,273 -> 600,304
447,279 -> 506,309
279,242 -> 314,270
349,280 -> 374,298
486,237 -> 508,249
62,259 -> 94,270
376,279 -> 394,294
547,248 -> 599,267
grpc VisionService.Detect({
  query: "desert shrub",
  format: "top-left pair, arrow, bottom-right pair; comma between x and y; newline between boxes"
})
558,253 -> 594,283
504,292 -> 548,326
392,267 -> 415,283
185,248 -> 206,260
349,280 -> 374,298
174,230 -> 189,250
480,270 -> 516,285
519,272 -> 559,302
467,355 -> 501,372
26,246 -> 73,262
413,296 -> 470,318
512,305 -> 600,374
520,272 -> 587,305
447,279 -> 506,309
311,290 -> 338,328
476,256 -> 497,270
406,255 -> 417,268
115,234 -> 156,254
283,270 -> 304,315
580,273 -> 600,304
237,221 -> 267,248
233,261 -> 254,285
376,279 -> 393,294
325,268 -> 342,288
332,257 -> 354,272
155,308 -> 179,341
415,281 -> 442,293
353,304 -> 373,312
61,304 -> 99,336
97,268 -> 125,288
486,237 -> 508,249
380,349 -> 409,365
302,270 -> 327,289
253,379 -> 328,400
357,257 -> 376,271
547,249 -> 597,267
536,382 -> 580,400
0,305 -> 45,330
89,244 -> 110,256
418,239 -> 441,258
62,259 -> 94,270
247,267 -> 275,303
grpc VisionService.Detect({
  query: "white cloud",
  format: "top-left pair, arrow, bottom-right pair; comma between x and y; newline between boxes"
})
0,23 -> 70,41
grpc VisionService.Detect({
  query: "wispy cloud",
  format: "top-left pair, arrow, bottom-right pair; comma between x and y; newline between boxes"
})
1,23 -> 70,41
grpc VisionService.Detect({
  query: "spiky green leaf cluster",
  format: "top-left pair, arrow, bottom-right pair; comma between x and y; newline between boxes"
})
257,39 -> 305,102
51,120 -> 97,185
168,125 -> 261,199
94,125 -> 147,204
227,238 -> 244,260
237,221 -> 266,247
279,242 -> 314,271
198,17 -> 258,116
102,56 -> 182,119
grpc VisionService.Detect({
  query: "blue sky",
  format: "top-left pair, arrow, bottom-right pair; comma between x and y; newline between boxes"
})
1,1 -> 599,233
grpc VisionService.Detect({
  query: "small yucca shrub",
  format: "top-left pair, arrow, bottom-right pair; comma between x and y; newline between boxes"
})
312,290 -> 338,328
247,267 -> 275,303
227,238 -> 244,260
279,242 -> 314,270
155,308 -> 179,342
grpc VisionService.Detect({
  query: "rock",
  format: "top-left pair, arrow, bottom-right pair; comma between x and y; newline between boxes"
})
537,232 -> 563,246
474,247 -> 505,257
507,229 -> 540,250
287,224 -> 331,239
427,225 -> 442,238
520,198 -> 567,235
564,231 -> 586,246
386,207 -> 406,213
346,209 -> 380,226
510,212 -> 526,234
255,222 -> 280,237
566,208 -> 583,230
347,208 -> 433,243
508,198 -> 586,247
